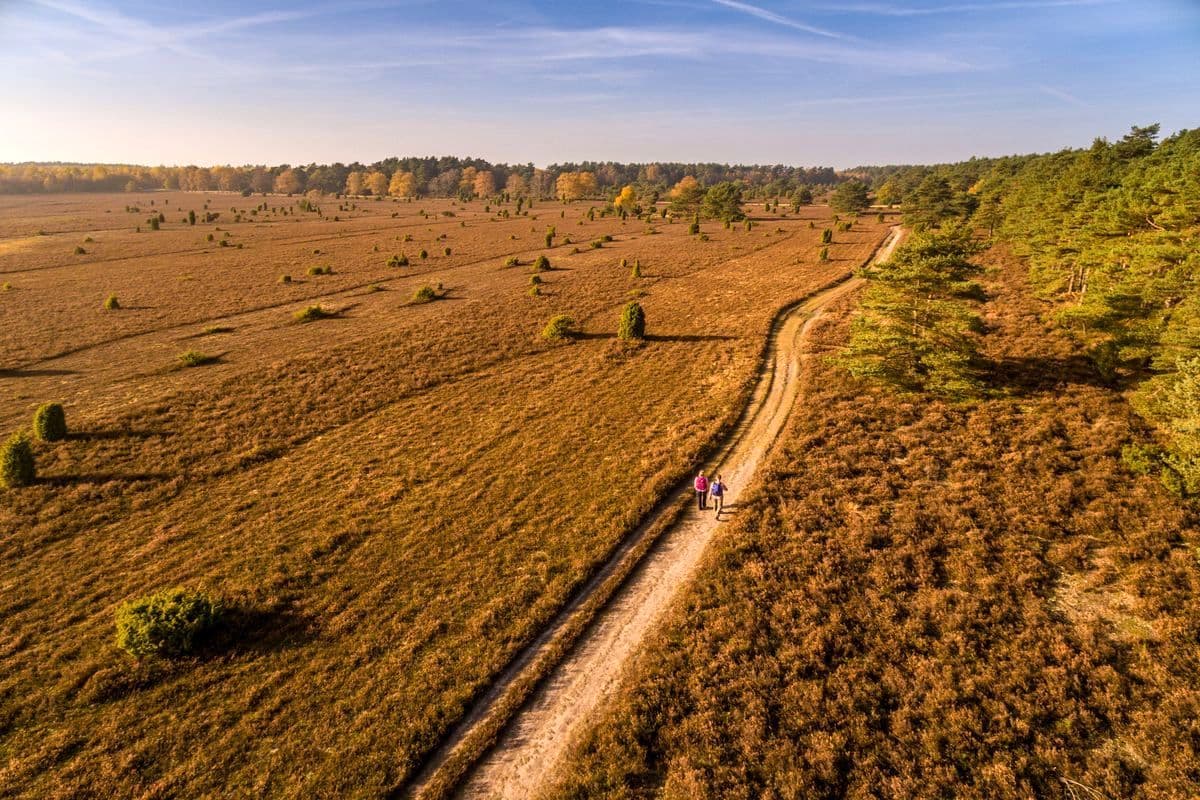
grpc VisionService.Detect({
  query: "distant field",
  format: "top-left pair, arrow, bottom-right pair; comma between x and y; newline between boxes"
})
0,191 -> 893,796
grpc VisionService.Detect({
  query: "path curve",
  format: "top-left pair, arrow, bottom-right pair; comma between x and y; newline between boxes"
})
405,225 -> 904,800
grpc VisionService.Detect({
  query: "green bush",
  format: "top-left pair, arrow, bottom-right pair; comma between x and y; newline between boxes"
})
542,314 -> 576,341
388,254 -> 409,267
0,433 -> 35,488
411,285 -> 438,304
104,294 -> 120,310
307,265 -> 333,276
822,228 -> 833,244
528,284 -> 542,297
529,274 -> 543,286
688,222 -> 700,235
1121,443 -> 1161,476
443,247 -> 452,256
177,350 -> 216,367
631,259 -> 642,278
819,246 -> 829,262
618,301 -> 646,341
74,245 -> 86,255
533,255 -> 551,271
504,256 -> 520,267
115,588 -> 222,659
279,274 -> 292,284
33,403 -> 67,442
294,305 -> 334,323
419,249 -> 428,259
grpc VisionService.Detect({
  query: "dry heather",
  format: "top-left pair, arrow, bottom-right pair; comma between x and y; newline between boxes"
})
545,244 -> 1200,800
0,192 -> 892,797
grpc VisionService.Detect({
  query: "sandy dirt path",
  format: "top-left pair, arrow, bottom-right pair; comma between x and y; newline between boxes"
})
403,225 -> 904,800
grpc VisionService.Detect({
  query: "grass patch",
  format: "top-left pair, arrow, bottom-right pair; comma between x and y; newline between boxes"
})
293,305 -> 336,323
177,350 -> 218,368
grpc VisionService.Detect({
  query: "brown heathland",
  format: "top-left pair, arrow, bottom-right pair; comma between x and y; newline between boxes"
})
544,243 -> 1200,800
0,192 -> 891,797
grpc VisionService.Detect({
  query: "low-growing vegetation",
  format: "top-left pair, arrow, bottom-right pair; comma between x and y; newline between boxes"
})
114,587 -> 222,659
1,433 -> 35,488
541,314 -> 576,341
32,402 -> 67,441
293,304 -> 335,323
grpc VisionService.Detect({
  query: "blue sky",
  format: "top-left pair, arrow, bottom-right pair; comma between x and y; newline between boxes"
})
0,0 -> 1197,167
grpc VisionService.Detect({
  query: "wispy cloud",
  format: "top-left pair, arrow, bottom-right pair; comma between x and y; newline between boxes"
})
812,0 -> 1117,16
710,0 -> 849,39
1038,84 -> 1089,107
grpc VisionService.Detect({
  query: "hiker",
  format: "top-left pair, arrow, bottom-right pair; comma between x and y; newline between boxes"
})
710,474 -> 726,517
694,471 -> 708,510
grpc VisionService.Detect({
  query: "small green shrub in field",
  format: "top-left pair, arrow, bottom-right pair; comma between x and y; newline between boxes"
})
83,236 -> 94,243
533,255 -> 551,271
206,233 -> 214,241
1,433 -> 35,488
699,233 -> 709,241
33,403 -> 67,442
620,257 -> 628,268
542,314 -> 576,341
388,254 -> 409,267
504,256 -> 520,267
746,220 -> 753,231
809,221 -> 815,229
419,249 -> 428,260
1122,443 -> 1161,476
591,239 -> 604,249
441,247 -> 451,256
631,259 -> 642,278
529,274 -> 543,286
1161,466 -> 1187,498
411,285 -> 439,304
2,282 -> 11,291
688,222 -> 700,235
822,228 -> 833,244
602,234 -> 613,242
618,301 -> 646,341
279,274 -> 292,284
177,350 -> 216,367
115,588 -> 222,659
149,217 -> 160,231
293,305 -> 334,323
307,265 -> 333,276
819,246 -> 829,262
104,294 -> 120,310
74,245 -> 86,255
544,232 -> 554,248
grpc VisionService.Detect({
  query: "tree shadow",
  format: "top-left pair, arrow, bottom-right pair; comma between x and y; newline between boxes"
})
0,367 -> 78,377
39,471 -> 175,486
67,429 -> 173,441
646,333 -> 737,343
201,602 -> 320,657
984,354 -> 1112,396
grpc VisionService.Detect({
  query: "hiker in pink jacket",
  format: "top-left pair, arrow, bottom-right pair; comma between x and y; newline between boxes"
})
694,471 -> 709,510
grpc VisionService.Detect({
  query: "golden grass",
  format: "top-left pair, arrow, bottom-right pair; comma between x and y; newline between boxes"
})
543,243 -> 1200,800
0,192 -> 893,796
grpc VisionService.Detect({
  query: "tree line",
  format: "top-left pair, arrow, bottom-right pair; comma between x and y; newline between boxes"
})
846,124 -> 1199,498
0,158 -> 840,200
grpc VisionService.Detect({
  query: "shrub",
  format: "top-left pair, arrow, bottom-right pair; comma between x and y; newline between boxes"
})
618,301 -> 646,341
620,257 -> 628,268
307,265 -> 333,276
591,239 -> 604,249
33,403 -> 67,442
504,256 -> 520,267
388,254 -> 409,267
149,217 -> 160,231
529,274 -> 544,286
177,350 -> 216,367
819,246 -> 829,262
115,588 -> 221,659
533,255 -> 551,272
74,245 -> 86,255
411,285 -> 438,304
545,233 -> 554,247
419,249 -> 428,259
528,284 -> 542,297
83,236 -> 94,243
443,247 -> 452,256
0,433 -> 35,488
280,274 -> 292,284
822,228 -> 833,244
293,305 -> 334,323
541,314 -> 576,341
207,233 -> 214,242
688,222 -> 700,235
1121,443 -> 1161,476
104,294 -> 120,310
188,210 -> 196,225
631,259 -> 642,278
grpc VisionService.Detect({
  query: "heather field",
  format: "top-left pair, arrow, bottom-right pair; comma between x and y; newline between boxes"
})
0,191 -> 892,797
544,244 -> 1200,800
